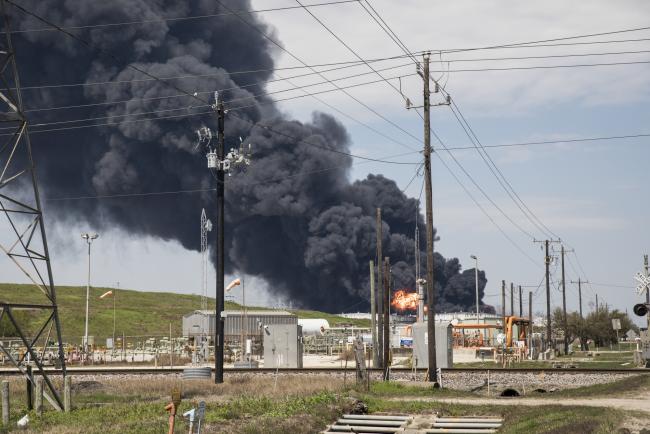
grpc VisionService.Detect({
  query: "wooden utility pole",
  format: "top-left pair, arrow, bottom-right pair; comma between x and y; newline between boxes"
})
383,257 -> 390,381
595,293 -> 599,312
422,52 -> 438,385
369,260 -> 378,368
501,280 -> 506,334
215,94 -> 225,384
534,239 -> 560,350
643,255 -> 650,330
561,246 -> 568,355
544,240 -> 551,348
528,291 -> 533,357
510,282 -> 514,316
375,208 -> 384,368
570,279 -> 584,319
518,285 -> 523,317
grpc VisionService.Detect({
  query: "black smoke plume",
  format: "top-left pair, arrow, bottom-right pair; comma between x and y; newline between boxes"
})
11,0 -> 489,312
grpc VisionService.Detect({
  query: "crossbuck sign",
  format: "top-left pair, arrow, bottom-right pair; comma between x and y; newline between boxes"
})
634,272 -> 650,295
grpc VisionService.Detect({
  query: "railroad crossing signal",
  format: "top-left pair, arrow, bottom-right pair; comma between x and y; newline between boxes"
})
633,272 -> 650,295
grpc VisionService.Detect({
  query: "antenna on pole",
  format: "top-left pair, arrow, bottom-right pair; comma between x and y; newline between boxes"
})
194,91 -> 253,384
200,209 -> 212,312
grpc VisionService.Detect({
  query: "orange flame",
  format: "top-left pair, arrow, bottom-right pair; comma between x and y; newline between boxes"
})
391,289 -> 418,312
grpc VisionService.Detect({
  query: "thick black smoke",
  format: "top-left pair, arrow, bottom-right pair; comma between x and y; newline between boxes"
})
12,0 -> 489,312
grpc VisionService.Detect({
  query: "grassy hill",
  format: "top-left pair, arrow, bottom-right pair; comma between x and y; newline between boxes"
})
0,283 -> 369,343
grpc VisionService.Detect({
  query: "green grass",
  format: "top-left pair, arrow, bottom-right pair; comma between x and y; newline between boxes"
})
364,398 -> 624,434
0,283 -> 368,344
456,352 -> 638,369
0,388 -> 346,434
0,376 -> 635,434
548,374 -> 650,398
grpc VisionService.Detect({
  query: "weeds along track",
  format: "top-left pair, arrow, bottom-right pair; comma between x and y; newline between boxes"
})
0,366 -> 648,376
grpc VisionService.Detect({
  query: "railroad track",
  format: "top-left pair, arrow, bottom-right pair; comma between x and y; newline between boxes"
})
0,366 -> 647,376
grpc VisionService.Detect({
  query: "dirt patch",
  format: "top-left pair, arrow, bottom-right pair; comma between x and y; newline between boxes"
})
546,420 -> 599,433
71,380 -> 103,392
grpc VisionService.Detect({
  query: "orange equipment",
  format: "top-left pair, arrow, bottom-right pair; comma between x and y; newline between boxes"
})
504,316 -> 530,347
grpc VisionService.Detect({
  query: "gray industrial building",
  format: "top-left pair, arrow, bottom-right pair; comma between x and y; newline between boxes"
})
182,310 -> 297,341
412,322 -> 454,368
263,324 -> 304,368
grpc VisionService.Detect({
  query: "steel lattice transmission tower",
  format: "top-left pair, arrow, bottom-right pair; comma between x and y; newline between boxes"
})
200,208 -> 212,311
0,0 -> 66,410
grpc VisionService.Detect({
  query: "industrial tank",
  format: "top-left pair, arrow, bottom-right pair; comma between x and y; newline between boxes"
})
297,319 -> 330,335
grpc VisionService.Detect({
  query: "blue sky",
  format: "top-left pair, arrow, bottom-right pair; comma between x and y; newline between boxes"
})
2,0 -> 649,324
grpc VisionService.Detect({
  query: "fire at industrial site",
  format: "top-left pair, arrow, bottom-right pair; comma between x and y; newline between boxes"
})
0,0 -> 649,433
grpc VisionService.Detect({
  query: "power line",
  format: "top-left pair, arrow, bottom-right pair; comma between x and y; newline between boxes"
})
357,2 -> 546,248
433,150 -> 540,267
357,3 -> 543,261
19,64 -> 414,129
20,53 -> 417,92
401,163 -> 423,194
449,101 -> 556,239
431,37 -> 650,52
19,46 -> 650,94
44,149 -> 420,202
437,25 -> 650,54
6,0 -> 362,33
22,57 -> 650,118
439,133 -> 650,151
295,0 -> 416,109
441,49 -> 650,63
7,1 -> 423,165
589,282 -> 636,289
425,59 -> 650,73
215,0 -> 421,150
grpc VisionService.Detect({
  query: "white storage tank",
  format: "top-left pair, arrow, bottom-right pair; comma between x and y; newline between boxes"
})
297,319 -> 330,335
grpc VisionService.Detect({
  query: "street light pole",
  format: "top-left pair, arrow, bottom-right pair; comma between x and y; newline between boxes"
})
471,255 -> 479,322
81,233 -> 98,360
114,281 -> 118,356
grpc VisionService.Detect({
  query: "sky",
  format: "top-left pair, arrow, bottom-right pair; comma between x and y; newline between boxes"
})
2,0 -> 650,324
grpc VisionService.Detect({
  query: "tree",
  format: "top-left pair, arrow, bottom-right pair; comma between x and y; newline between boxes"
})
552,306 -> 638,350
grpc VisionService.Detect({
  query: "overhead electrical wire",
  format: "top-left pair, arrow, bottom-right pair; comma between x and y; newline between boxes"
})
10,0 -> 643,286
440,49 -> 650,63
6,0 -> 422,166
439,133 -> 650,151
5,0 -> 363,33
294,0 -> 415,109
214,0 -> 421,151
589,282 -> 636,289
19,53 -> 418,92
425,60 -> 650,73
23,49 -> 650,117
433,150 -> 540,267
18,64 -> 415,129
17,47 -> 650,95
360,2 -> 541,246
432,37 -> 650,52
44,149 -> 422,202
358,0 -> 545,262
400,163 -> 423,194
436,25 -> 650,54
448,101 -> 555,239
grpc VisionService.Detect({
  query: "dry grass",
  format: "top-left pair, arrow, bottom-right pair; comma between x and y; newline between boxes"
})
101,373 -> 345,402
5,373 -> 344,401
